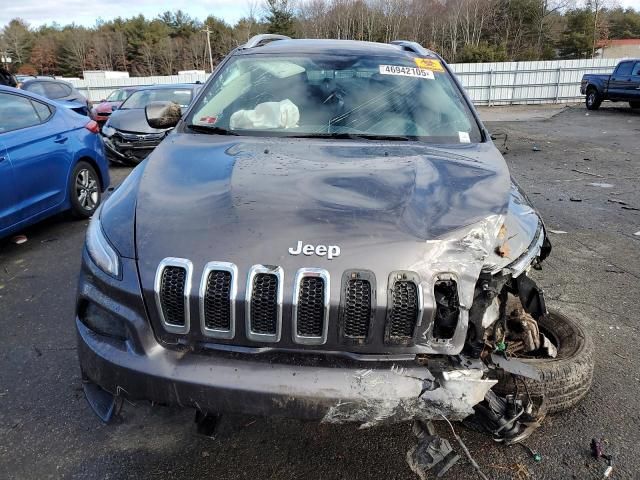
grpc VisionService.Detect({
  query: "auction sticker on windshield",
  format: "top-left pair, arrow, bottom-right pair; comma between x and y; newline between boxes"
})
379,65 -> 435,80
415,58 -> 445,72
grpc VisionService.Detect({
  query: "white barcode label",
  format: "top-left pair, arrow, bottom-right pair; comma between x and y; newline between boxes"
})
379,65 -> 435,80
458,131 -> 471,143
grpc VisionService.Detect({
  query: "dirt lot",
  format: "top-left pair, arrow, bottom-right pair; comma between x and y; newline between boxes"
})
1,103 -> 639,479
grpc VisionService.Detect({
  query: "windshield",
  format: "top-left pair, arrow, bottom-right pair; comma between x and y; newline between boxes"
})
106,89 -> 128,102
121,88 -> 193,109
187,54 -> 481,143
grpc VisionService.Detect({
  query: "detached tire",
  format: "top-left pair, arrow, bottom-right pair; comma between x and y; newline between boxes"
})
585,88 -> 602,110
492,311 -> 594,414
69,161 -> 101,218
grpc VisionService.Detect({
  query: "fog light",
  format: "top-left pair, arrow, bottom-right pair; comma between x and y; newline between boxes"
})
80,302 -> 127,341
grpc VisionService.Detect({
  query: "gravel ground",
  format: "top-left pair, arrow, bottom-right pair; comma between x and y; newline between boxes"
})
0,102 -> 638,480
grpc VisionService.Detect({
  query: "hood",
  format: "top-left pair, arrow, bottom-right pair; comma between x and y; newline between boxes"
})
107,108 -> 168,134
135,134 -> 511,286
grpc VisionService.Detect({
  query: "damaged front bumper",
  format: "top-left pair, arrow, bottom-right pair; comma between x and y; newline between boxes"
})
78,320 -> 495,425
103,132 -> 164,163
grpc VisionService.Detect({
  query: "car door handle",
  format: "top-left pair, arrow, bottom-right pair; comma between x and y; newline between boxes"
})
0,155 -> 6,163
54,136 -> 68,144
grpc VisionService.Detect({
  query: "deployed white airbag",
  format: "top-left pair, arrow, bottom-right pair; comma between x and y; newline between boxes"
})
230,99 -> 299,130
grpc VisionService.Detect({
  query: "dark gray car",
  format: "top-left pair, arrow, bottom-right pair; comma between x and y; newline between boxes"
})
101,83 -> 201,165
76,36 -> 593,444
21,78 -> 89,114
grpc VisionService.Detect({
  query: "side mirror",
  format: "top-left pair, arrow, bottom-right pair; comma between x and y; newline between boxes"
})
145,101 -> 182,129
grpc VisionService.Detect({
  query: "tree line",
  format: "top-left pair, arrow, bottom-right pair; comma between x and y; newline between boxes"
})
1,0 -> 639,77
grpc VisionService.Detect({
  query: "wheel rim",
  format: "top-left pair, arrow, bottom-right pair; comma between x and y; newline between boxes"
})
76,169 -> 98,211
587,93 -> 595,106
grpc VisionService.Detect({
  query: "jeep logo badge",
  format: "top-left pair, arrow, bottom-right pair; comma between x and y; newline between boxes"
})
288,241 -> 341,260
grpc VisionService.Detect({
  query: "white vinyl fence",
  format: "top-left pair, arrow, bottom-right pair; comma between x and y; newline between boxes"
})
67,58 -> 621,106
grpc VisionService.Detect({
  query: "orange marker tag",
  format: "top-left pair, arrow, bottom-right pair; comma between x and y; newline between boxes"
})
415,58 -> 444,72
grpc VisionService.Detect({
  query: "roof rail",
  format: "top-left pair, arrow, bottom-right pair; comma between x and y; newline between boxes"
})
243,34 -> 291,49
390,40 -> 435,57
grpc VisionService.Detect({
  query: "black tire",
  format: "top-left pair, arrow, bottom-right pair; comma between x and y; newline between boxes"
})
585,88 -> 602,110
492,311 -> 594,414
630,101 -> 640,109
69,161 -> 101,218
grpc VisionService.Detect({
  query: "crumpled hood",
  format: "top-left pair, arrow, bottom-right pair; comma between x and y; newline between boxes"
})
107,108 -> 168,134
136,134 -> 510,261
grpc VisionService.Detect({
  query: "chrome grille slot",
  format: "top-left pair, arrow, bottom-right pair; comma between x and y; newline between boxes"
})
246,265 -> 283,342
154,258 -> 193,334
293,269 -> 329,345
200,262 -> 237,339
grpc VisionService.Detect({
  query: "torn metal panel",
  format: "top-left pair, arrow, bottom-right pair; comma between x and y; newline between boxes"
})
321,367 -> 496,428
489,353 -> 541,381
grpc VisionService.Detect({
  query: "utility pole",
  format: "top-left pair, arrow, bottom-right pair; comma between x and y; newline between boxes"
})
203,27 -> 214,73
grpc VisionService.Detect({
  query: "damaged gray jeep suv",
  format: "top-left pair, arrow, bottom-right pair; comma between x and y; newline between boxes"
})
76,36 -> 594,440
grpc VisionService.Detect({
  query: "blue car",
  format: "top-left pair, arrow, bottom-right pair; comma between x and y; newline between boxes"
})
0,86 -> 109,238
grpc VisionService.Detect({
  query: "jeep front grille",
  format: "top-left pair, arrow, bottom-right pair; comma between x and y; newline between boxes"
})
293,269 -> 329,345
246,266 -> 283,342
204,271 -> 232,329
200,262 -> 237,339
154,258 -> 193,334
342,277 -> 373,341
385,274 -> 422,345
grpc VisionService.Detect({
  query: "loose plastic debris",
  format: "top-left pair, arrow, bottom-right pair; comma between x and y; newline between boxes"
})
11,235 -> 27,245
406,420 -> 460,479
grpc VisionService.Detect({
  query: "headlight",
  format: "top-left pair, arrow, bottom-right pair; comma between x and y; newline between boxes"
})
86,209 -> 120,278
102,125 -> 116,137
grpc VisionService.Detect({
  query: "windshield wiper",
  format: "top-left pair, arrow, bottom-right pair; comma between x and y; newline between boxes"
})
291,132 -> 411,141
187,124 -> 238,135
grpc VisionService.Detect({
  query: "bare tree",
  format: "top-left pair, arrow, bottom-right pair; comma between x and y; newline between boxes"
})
2,19 -> 32,65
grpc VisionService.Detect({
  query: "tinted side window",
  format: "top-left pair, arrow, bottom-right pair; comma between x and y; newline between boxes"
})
0,93 -> 42,133
632,63 -> 640,77
615,62 -> 633,77
32,100 -> 53,122
43,82 -> 69,99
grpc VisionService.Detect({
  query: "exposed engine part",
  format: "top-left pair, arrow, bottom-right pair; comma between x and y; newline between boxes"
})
472,390 -> 523,439
433,279 -> 460,340
406,420 -> 460,479
492,300 -> 558,358
466,272 -> 510,357
512,273 -> 547,319
508,306 -> 541,352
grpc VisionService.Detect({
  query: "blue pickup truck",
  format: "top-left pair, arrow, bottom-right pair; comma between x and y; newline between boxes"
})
581,59 -> 640,110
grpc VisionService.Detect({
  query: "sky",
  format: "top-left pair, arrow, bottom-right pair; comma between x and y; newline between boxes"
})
1,0 -> 639,29
0,0 -> 252,28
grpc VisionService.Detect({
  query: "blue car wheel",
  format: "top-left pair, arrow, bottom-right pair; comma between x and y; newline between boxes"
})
70,161 -> 101,218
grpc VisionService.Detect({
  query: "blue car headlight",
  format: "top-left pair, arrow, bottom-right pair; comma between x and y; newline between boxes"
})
86,207 -> 120,278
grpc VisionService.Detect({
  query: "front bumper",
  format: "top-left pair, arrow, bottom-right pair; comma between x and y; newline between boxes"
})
103,134 -> 161,163
78,320 -> 494,424
77,253 -> 496,425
